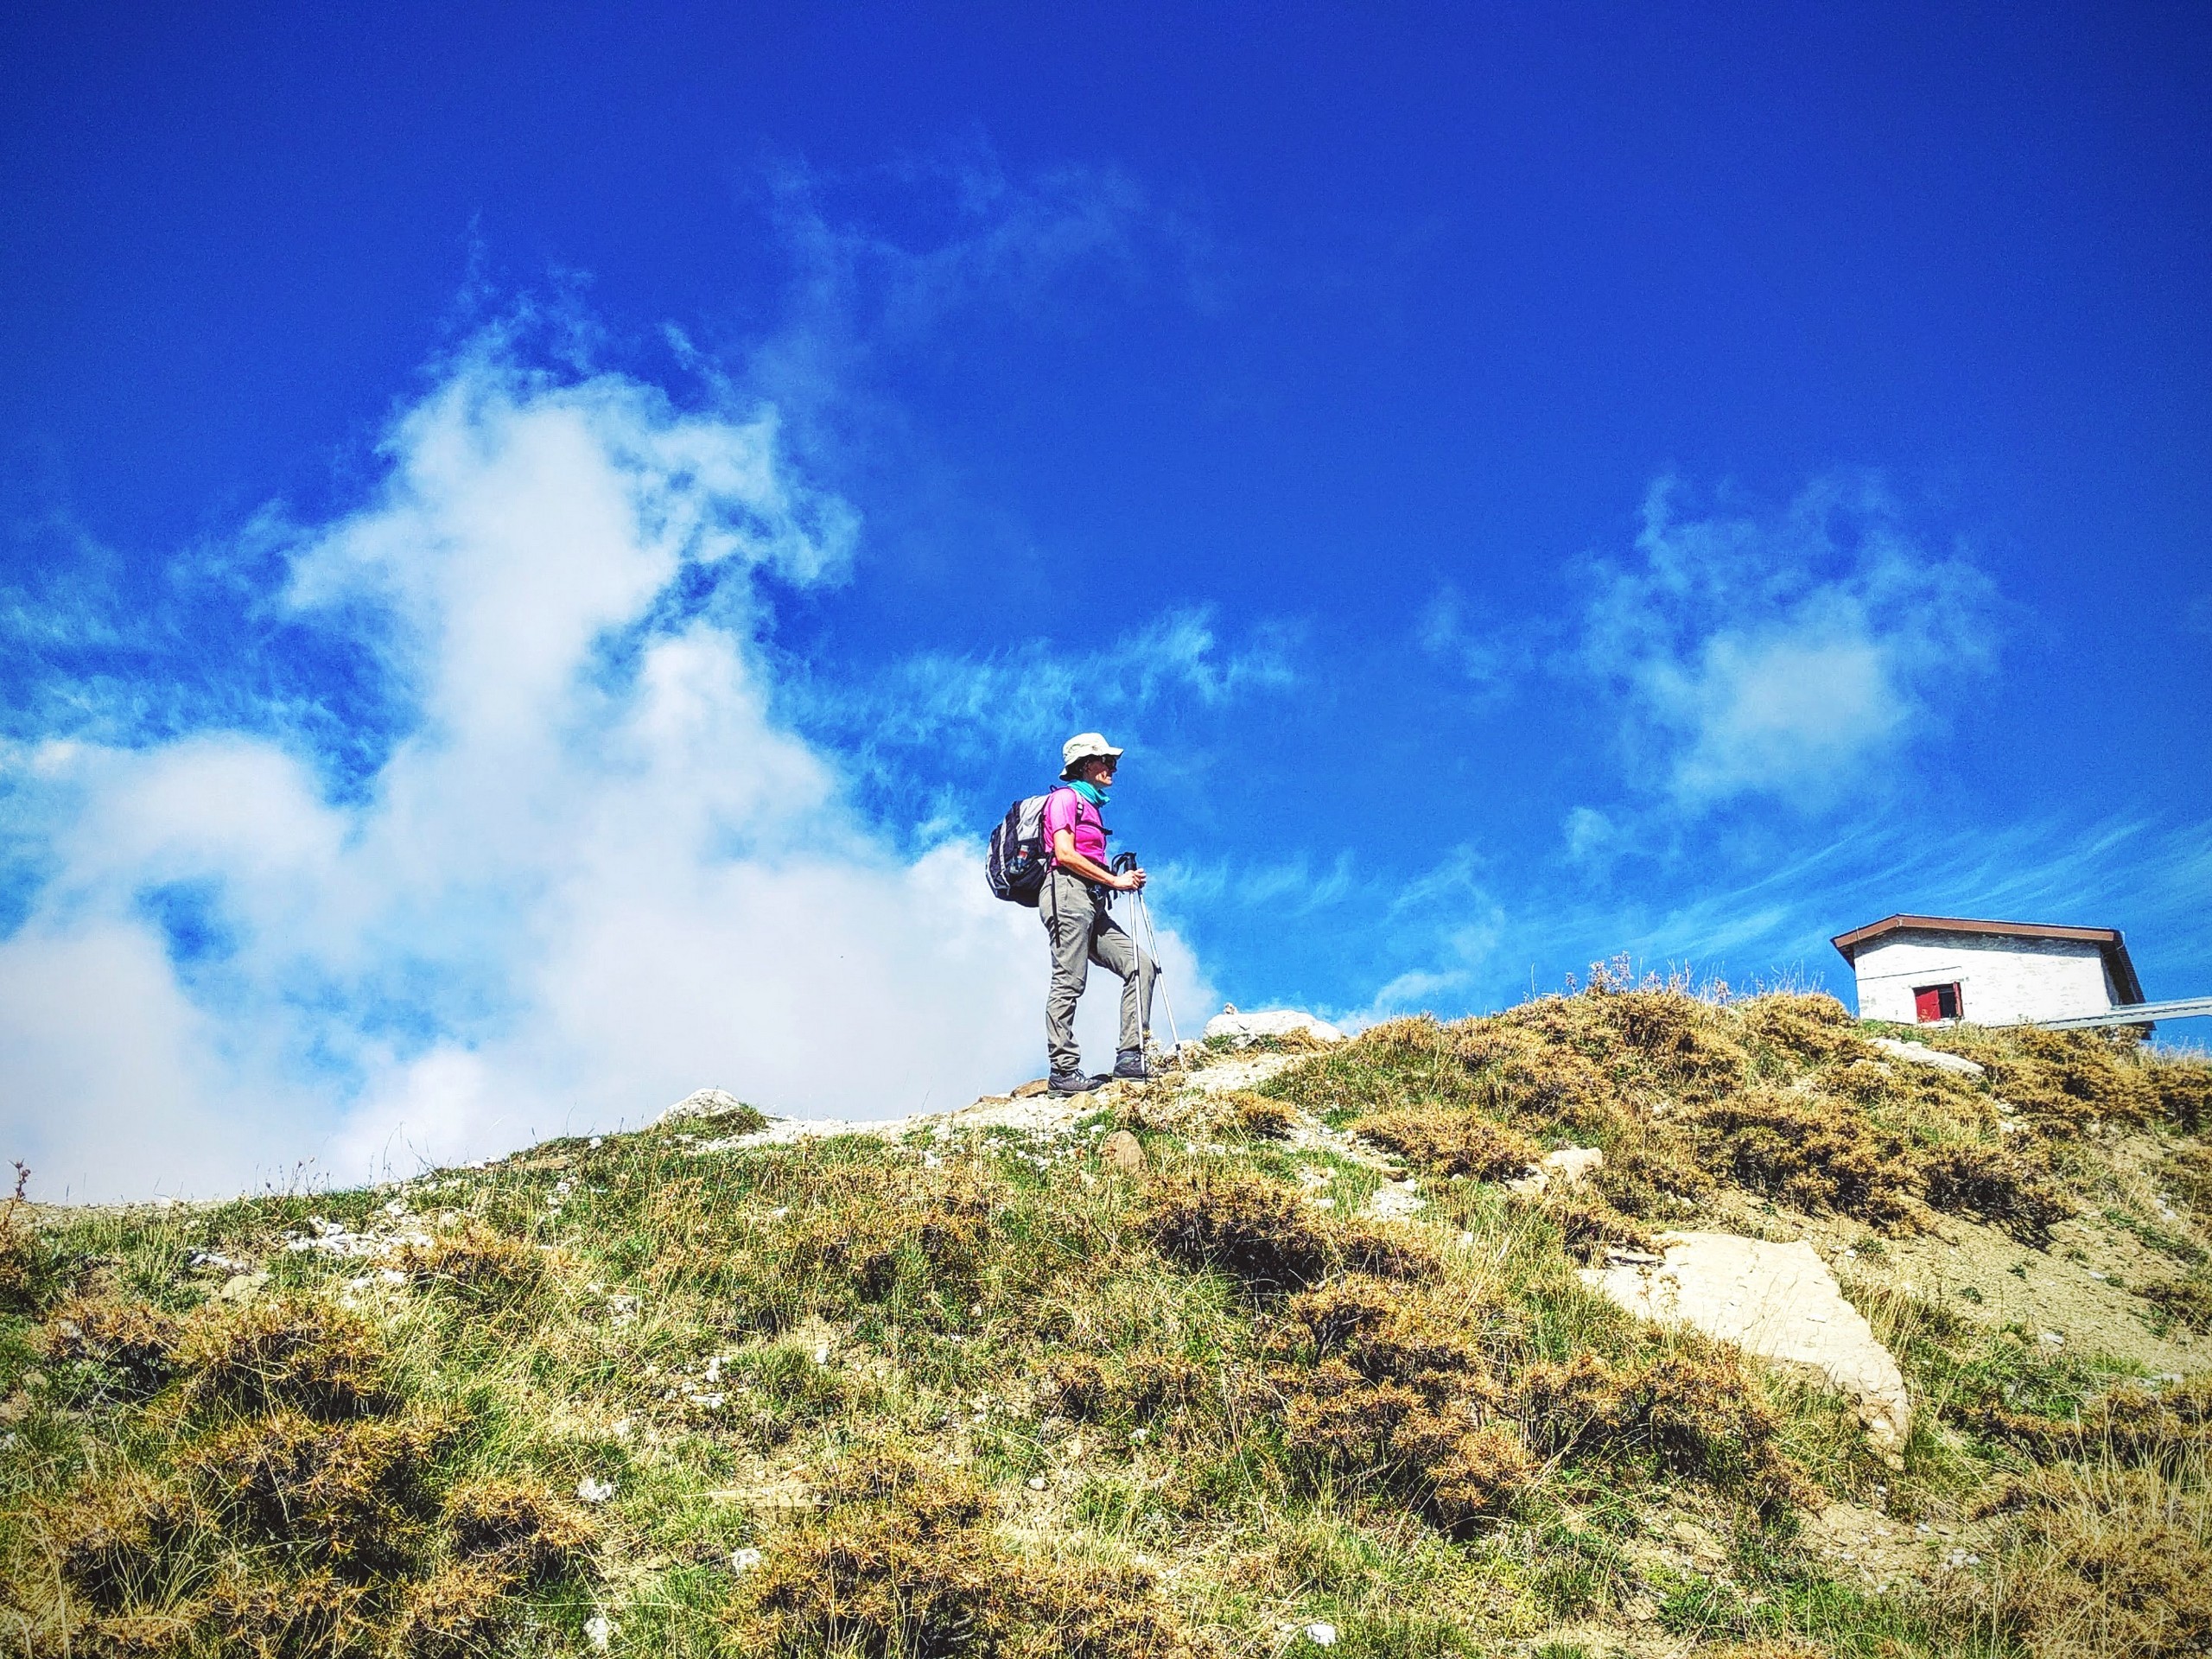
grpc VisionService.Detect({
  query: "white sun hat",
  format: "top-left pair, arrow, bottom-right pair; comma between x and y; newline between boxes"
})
1060,731 -> 1124,779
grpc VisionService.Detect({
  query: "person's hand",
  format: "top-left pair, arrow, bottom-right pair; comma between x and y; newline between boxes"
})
1116,867 -> 1147,892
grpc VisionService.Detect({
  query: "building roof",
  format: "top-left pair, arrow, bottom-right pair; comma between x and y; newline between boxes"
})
1829,913 -> 2145,1005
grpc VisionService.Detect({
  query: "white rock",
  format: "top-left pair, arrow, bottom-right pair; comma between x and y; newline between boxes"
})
1363,1182 -> 1427,1219
585,1612 -> 613,1652
730,1548 -> 764,1571
1506,1145 -> 1605,1196
1580,1231 -> 1910,1445
1304,1623 -> 1338,1648
658,1088 -> 761,1125
1871,1038 -> 1985,1077
577,1476 -> 618,1503
1203,1009 -> 1346,1046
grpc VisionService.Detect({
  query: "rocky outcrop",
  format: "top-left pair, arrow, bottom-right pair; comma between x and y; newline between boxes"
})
1580,1231 -> 1911,1456
1202,1008 -> 1346,1046
1871,1038 -> 1985,1077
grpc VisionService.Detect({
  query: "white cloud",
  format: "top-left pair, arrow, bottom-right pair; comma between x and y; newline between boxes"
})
1418,585 -> 1532,694
0,349 -> 1210,1200
795,608 -> 1298,773
1560,806 -> 1620,868
1580,476 -> 1999,809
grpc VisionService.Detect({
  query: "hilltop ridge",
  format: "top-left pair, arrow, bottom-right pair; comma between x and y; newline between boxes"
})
3,985 -> 2209,1657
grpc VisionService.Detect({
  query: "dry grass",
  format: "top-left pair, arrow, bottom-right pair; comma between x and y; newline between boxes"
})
1948,1459 -> 2212,1657
737,1444 -> 1213,1657
1141,1166 -> 1437,1295
1356,1107 -> 1542,1180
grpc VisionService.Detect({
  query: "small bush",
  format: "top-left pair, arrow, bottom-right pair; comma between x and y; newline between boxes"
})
1514,1349 -> 1808,1516
0,1161 -> 36,1314
1535,1192 -> 1657,1264
1269,1277 -> 1529,1534
45,1474 -> 212,1614
180,1297 -> 393,1420
1919,1144 -> 2073,1243
1356,1108 -> 1541,1181
390,1558 -> 510,1656
396,1223 -> 549,1304
741,1445 -> 1207,1657
2165,1142 -> 2212,1210
2141,1274 -> 2212,1335
1954,1465 -> 2212,1656
2149,1053 -> 2212,1133
1227,1093 -> 1297,1140
1738,994 -> 1866,1066
198,1567 -> 370,1656
1039,1350 -> 1206,1425
1694,1090 -> 1919,1227
1144,1167 -> 1432,1294
442,1477 -> 596,1586
188,1408 -> 445,1575
1942,1027 -> 2160,1132
43,1296 -> 183,1399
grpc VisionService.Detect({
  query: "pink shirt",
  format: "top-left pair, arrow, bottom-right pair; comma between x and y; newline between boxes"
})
1043,786 -> 1108,868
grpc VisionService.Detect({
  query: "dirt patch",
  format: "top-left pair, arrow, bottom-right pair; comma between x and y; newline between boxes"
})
1791,1211 -> 2208,1376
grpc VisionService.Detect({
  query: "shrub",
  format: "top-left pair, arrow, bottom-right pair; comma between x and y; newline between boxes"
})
1738,994 -> 1867,1066
1227,1093 -> 1297,1140
180,1297 -> 394,1420
1535,1192 -> 1657,1263
1514,1349 -> 1808,1516
1954,1465 -> 2212,1657
1039,1350 -> 1206,1425
1356,1108 -> 1541,1181
44,1474 -> 212,1615
740,1445 -> 1207,1657
2152,1054 -> 2212,1134
1942,1027 -> 2160,1131
1919,1144 -> 2073,1243
442,1478 -> 597,1586
396,1223 -> 549,1305
197,1566 -> 370,1656
390,1559 -> 510,1656
1694,1090 -> 1919,1227
0,1160 -> 36,1314
188,1409 -> 445,1576
2141,1274 -> 2212,1335
43,1296 -> 183,1400
1269,1277 -> 1529,1534
1143,1167 -> 1432,1294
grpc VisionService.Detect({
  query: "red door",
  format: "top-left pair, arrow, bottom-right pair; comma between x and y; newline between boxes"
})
1915,985 -> 1945,1022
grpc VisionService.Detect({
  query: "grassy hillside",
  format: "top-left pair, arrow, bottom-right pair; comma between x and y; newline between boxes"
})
3,986 -> 2209,1658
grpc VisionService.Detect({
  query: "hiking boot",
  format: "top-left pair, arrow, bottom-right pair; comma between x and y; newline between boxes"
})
1047,1071 -> 1096,1096
1111,1050 -> 1156,1082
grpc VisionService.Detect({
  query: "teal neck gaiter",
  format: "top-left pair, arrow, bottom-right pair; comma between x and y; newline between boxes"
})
1066,778 -> 1111,808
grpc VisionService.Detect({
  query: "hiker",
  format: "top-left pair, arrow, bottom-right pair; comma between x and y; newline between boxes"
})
1041,733 -> 1158,1094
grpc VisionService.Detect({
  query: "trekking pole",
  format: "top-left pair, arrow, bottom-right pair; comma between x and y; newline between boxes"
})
1111,853 -> 1182,1058
1136,890 -> 1181,1051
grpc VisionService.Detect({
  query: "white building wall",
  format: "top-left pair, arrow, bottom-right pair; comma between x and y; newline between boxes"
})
1851,931 -> 2119,1026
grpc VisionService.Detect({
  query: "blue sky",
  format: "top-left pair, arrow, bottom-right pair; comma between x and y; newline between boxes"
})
3,3 -> 2208,1197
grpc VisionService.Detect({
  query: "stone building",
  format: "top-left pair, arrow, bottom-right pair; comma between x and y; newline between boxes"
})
1830,913 -> 2145,1027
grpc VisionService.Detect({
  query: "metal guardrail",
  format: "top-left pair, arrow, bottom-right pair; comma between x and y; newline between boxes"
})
2023,995 -> 2212,1031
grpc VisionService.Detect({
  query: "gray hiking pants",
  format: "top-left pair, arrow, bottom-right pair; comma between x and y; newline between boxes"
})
1041,867 -> 1156,1077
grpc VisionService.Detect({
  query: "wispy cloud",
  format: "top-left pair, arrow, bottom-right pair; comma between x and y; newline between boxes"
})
0,343 -> 1212,1201
1577,475 -> 2000,810
1418,584 -> 1535,695
730,149 -> 1166,461
1358,810 -> 2212,1023
788,608 -> 1299,777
